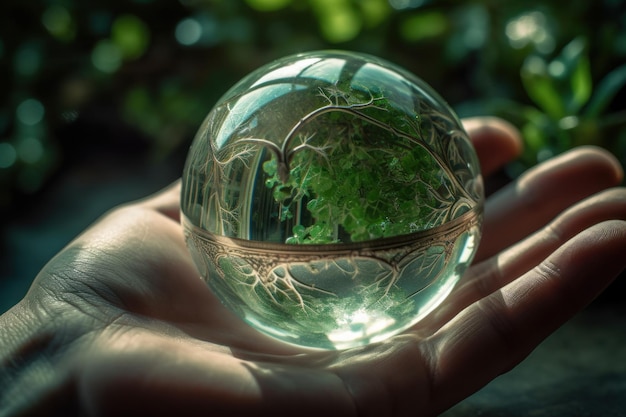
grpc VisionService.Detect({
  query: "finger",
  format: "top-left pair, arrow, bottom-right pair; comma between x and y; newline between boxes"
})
463,117 -> 523,177
422,219 -> 626,414
424,187 -> 626,332
477,147 -> 623,262
136,179 -> 182,221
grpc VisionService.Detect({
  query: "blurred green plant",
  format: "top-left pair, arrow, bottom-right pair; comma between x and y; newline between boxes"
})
512,37 -> 626,172
1,0 -> 625,212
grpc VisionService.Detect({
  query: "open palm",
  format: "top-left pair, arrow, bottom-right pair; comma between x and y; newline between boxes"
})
2,117 -> 625,417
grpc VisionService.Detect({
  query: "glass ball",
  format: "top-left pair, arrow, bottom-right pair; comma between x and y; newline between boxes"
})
181,50 -> 483,350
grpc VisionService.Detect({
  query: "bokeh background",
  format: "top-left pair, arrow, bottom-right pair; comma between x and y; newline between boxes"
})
1,0 -> 626,413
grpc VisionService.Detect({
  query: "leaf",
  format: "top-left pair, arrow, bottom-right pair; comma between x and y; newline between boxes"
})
522,38 -> 593,118
366,222 -> 385,239
520,107 -> 553,163
557,38 -> 592,114
306,198 -> 319,212
584,64 -> 626,117
569,55 -> 592,112
263,158 -> 277,175
557,37 -> 587,72
366,188 -> 381,202
521,55 -> 566,119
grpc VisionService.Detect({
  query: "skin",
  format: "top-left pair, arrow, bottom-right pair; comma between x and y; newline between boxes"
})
1,117 -> 625,417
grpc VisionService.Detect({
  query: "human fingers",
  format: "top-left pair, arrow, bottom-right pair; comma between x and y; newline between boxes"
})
421,219 -> 626,415
135,179 -> 182,221
423,187 -> 626,332
322,337 -> 431,417
463,117 -> 523,178
477,147 -> 623,262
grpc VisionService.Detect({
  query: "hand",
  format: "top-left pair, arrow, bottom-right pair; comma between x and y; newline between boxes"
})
1,117 -> 625,417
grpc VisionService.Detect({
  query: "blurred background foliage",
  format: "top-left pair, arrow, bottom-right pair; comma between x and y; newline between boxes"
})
1,0 -> 625,214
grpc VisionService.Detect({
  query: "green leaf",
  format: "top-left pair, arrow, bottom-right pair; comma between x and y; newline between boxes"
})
292,224 -> 306,236
569,55 -> 592,112
585,64 -> 626,117
366,188 -> 381,202
263,158 -> 277,175
521,56 -> 566,119
522,38 -> 593,118
520,107 -> 553,162
557,38 -> 592,113
557,37 -> 587,72
366,222 -> 384,239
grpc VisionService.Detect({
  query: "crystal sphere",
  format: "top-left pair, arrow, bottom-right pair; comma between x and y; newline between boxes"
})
181,50 -> 483,350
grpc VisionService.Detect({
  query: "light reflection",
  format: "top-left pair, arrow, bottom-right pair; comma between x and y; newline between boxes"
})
17,138 -> 44,164
548,60 -> 566,78
61,110 -> 79,123
318,7 -> 361,43
42,5 -> 75,41
505,11 -> 555,53
91,40 -> 122,73
175,18 -> 203,46
524,55 -> 547,76
460,5 -> 488,50
558,116 -> 579,130
16,99 -> 45,126
537,148 -> 555,162
388,0 -> 426,10
175,14 -> 221,46
0,143 -> 17,169
458,231 -> 475,264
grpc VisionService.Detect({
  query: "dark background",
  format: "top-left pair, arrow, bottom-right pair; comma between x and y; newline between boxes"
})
1,0 -> 625,414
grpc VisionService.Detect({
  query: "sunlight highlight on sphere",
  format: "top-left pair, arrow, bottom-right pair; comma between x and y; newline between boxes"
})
181,51 -> 484,350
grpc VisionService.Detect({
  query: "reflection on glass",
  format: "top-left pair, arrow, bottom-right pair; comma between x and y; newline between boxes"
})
182,50 -> 484,349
